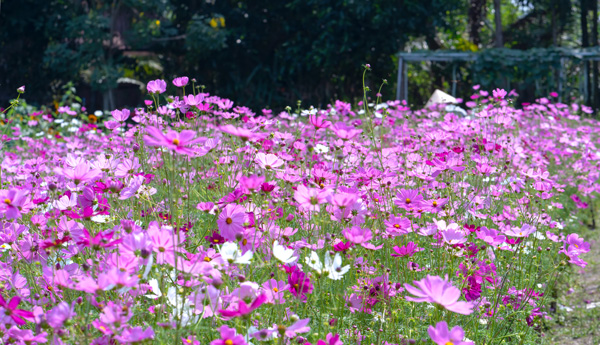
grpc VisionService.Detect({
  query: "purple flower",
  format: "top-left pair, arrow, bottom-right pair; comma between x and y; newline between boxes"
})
147,79 -> 167,94
428,321 -> 473,345
47,302 -> 76,329
404,275 -> 473,315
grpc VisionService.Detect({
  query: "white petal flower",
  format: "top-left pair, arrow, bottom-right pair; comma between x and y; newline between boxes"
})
305,251 -> 323,272
273,241 -> 298,263
326,253 -> 350,280
145,278 -> 162,299
219,242 -> 253,265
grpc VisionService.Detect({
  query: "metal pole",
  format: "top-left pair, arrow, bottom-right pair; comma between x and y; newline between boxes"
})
396,57 -> 404,100
451,64 -> 457,97
403,60 -> 408,101
584,60 -> 590,104
558,58 -> 565,103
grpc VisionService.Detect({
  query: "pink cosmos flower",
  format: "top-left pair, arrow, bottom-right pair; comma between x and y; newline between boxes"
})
391,242 -> 420,258
7,328 -> 47,344
564,233 -> 590,254
504,224 -> 536,238
428,321 -> 473,345
217,204 -> 247,241
111,109 -> 130,122
147,79 -> 167,94
47,302 -> 76,329
59,161 -> 101,185
173,76 -> 189,87
309,115 -> 331,129
210,325 -> 247,345
0,189 -> 30,219
219,125 -> 266,141
330,122 -> 362,140
278,318 -> 311,338
342,226 -> 372,245
255,152 -> 284,170
218,294 -> 267,318
143,126 -> 205,155
441,226 -> 468,245
294,185 -> 329,212
261,279 -> 288,304
240,175 -> 266,193
394,189 -> 424,210
115,327 -> 155,343
404,275 -> 473,315
422,197 -> 448,213
384,214 -> 411,236
476,227 -> 506,247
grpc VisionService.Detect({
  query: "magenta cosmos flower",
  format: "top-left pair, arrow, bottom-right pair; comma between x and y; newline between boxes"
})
217,204 -> 247,241
147,79 -> 167,94
143,126 -> 205,155
0,295 -> 34,325
404,275 -> 473,315
294,185 -> 329,212
428,321 -> 473,345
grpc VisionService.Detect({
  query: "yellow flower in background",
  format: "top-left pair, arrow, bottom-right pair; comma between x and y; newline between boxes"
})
209,17 -> 225,28
155,20 -> 160,26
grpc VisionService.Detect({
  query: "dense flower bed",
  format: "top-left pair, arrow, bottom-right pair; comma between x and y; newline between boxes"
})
0,81 -> 598,344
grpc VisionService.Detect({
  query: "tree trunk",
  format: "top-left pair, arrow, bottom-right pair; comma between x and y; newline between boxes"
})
468,0 -> 487,46
593,0 -> 598,111
582,0 -> 590,105
494,0 -> 503,48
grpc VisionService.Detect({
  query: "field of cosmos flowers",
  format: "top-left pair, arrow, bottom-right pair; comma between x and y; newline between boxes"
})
0,77 -> 598,345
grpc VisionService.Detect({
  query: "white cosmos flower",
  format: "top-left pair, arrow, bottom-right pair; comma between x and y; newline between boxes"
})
273,241 -> 298,263
219,242 -> 253,265
145,278 -> 163,299
314,144 -> 329,154
304,251 -> 349,280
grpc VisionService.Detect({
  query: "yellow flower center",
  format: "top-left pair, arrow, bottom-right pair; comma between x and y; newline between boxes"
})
203,256 -> 211,262
273,287 -> 279,292
445,342 -> 454,345
172,138 -> 180,145
242,238 -> 248,246
394,224 -> 400,229
405,198 -> 411,204
225,340 -> 233,345
226,217 -> 233,225
3,199 -> 10,205
433,201 -> 438,207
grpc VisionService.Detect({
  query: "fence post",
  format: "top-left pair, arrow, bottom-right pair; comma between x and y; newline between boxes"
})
451,64 -> 457,97
396,57 -> 404,100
